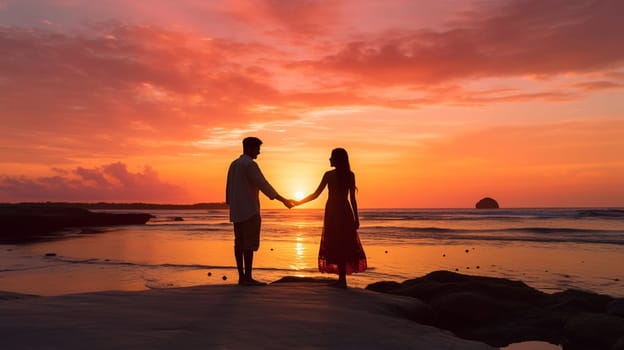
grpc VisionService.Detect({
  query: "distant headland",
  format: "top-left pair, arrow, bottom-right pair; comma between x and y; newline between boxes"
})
0,202 -> 227,244
1,202 -> 229,210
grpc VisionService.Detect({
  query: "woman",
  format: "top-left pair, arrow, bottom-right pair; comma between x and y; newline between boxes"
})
295,148 -> 367,288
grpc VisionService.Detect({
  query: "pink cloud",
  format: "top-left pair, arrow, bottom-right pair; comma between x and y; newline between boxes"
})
0,23 -> 295,162
574,80 -> 624,91
2,1 -> 621,143
0,162 -> 186,202
224,0 -> 343,39
1,1 -> 623,171
311,0 -> 624,84
0,23 -> 284,124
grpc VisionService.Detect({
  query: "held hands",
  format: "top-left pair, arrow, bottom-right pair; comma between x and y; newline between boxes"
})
283,199 -> 307,208
280,198 -> 296,209
278,196 -> 307,209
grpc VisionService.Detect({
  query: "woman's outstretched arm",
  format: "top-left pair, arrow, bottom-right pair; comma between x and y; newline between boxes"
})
295,172 -> 328,206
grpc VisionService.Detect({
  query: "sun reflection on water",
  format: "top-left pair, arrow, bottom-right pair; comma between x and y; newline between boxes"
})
289,233 -> 308,270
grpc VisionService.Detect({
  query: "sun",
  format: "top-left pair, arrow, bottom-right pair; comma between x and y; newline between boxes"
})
294,191 -> 305,200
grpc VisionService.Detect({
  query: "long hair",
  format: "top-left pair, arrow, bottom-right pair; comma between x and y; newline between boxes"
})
331,148 -> 352,190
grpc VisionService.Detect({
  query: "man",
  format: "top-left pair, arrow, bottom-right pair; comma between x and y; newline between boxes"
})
226,137 -> 293,286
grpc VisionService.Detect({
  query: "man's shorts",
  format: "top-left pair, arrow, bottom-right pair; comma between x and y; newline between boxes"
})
233,214 -> 261,251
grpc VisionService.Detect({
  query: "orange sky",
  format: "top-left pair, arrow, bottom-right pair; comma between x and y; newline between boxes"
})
1,0 -> 623,208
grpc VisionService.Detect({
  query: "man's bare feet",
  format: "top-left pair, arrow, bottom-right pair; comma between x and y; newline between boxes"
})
240,277 -> 267,286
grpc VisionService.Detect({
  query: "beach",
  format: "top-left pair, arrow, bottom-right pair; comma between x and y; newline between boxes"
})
2,207 -> 623,349
0,281 -> 495,350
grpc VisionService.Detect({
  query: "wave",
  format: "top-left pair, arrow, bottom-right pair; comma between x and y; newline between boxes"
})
46,256 -> 361,274
52,257 -> 235,270
0,265 -> 51,273
574,209 -> 624,218
144,225 -> 228,232
359,225 -> 624,245
149,218 -> 231,225
363,225 -> 622,234
360,208 -> 624,221
59,207 -> 624,247
120,208 -> 624,223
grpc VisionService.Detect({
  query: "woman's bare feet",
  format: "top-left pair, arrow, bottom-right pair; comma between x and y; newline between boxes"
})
329,280 -> 347,289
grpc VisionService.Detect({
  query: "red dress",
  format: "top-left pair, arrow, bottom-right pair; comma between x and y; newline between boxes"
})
318,172 -> 367,275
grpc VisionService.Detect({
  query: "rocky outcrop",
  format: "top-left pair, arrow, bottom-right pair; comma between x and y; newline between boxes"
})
0,204 -> 153,243
367,270 -> 624,350
0,291 -> 39,300
475,197 -> 499,209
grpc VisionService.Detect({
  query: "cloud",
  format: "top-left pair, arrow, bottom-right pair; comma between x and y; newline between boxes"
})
310,0 -> 624,84
0,23 -> 283,127
0,22 -> 296,163
3,1 -> 622,140
224,0 -> 343,40
1,1 -> 623,171
574,80 -> 624,91
0,162 -> 186,202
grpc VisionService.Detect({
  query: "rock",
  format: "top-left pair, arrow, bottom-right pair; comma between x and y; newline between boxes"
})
608,298 -> 624,317
561,313 -> 624,350
173,217 -> 184,221
613,336 -> 624,350
366,281 -> 402,293
0,291 -> 38,300
366,270 -> 622,349
549,289 -> 612,313
475,197 -> 499,209
0,204 -> 153,244
429,291 -> 517,325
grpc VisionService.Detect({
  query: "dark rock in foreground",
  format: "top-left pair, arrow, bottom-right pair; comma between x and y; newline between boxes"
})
475,197 -> 499,209
0,204 -> 153,244
367,270 -> 624,350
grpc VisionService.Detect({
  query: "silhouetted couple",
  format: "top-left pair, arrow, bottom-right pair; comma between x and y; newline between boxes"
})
225,137 -> 367,288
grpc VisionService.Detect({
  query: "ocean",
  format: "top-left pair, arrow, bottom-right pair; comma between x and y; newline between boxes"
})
1,208 -> 623,297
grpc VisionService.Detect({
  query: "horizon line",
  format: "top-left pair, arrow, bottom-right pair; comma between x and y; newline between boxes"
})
2,202 -> 623,210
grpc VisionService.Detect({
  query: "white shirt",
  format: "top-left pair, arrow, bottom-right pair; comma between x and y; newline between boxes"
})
226,154 -> 278,223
